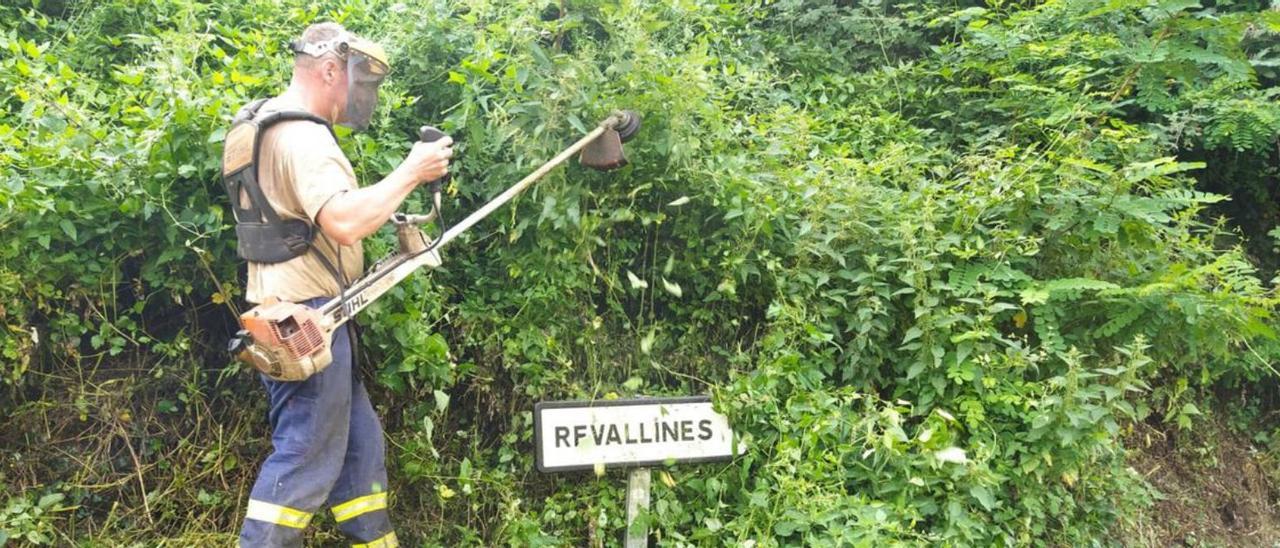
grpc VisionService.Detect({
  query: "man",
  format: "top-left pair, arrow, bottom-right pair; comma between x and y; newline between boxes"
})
228,22 -> 452,547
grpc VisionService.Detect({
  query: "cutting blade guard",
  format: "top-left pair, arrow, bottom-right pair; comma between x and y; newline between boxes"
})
579,110 -> 641,171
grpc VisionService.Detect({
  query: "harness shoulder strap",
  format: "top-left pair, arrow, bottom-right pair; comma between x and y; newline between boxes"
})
255,110 -> 339,142
241,110 -> 337,230
232,98 -> 270,125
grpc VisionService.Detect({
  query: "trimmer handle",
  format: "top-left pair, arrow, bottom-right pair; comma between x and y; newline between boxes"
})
418,125 -> 451,193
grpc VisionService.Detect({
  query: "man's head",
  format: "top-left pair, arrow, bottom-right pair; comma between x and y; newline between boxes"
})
289,22 -> 389,131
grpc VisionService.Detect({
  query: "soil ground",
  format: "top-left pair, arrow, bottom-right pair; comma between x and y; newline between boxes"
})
1121,416 -> 1280,547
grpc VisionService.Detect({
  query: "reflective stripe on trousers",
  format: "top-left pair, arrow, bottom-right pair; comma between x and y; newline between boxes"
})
240,297 -> 394,547
353,531 -> 398,548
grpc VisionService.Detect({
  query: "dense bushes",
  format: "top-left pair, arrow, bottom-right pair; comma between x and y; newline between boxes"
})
3,0 -> 1280,545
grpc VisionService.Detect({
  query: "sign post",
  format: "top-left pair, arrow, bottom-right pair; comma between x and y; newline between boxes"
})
534,396 -> 742,546
625,468 -> 651,548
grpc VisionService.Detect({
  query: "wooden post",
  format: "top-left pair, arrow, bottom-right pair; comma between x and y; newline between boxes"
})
625,467 -> 651,548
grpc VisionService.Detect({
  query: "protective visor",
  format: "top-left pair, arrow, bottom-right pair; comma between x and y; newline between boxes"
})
291,34 -> 390,131
343,46 -> 387,131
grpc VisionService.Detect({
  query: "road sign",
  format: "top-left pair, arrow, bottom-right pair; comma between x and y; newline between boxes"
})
534,396 -> 741,473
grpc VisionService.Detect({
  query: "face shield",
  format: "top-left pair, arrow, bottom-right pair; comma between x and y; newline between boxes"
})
342,41 -> 388,131
291,33 -> 390,131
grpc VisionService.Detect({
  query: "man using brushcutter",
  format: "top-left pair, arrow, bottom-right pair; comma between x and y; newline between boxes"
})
221,22 -> 451,547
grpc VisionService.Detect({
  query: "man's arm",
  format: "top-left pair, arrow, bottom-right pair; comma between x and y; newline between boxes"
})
316,137 -> 453,246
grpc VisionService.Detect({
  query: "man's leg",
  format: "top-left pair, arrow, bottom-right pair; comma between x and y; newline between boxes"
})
326,371 -> 397,547
240,312 -> 355,547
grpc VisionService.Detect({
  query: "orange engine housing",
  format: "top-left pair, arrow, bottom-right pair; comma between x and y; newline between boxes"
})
238,300 -> 333,380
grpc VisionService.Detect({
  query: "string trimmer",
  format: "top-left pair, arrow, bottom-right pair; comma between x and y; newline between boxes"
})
227,110 -> 641,379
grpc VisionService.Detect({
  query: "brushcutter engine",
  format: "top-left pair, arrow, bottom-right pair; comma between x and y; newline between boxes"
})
229,300 -> 331,381
228,110 -> 641,381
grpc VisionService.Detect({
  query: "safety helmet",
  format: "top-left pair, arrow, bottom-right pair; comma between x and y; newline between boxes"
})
290,31 -> 390,131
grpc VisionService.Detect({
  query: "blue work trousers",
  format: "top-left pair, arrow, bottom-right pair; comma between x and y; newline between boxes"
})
239,298 -> 396,547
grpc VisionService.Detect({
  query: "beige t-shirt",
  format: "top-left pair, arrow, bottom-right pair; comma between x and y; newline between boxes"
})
243,97 -> 364,304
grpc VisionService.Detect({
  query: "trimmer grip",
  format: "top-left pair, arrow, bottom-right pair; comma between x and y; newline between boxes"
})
419,125 -> 451,192
419,125 -> 448,143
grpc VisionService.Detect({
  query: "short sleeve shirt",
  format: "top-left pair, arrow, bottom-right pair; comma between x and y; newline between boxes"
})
243,97 -> 364,304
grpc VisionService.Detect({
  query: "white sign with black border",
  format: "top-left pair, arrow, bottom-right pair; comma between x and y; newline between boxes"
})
534,396 -> 741,473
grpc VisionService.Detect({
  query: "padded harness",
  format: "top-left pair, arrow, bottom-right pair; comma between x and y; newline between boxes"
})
220,99 -> 346,285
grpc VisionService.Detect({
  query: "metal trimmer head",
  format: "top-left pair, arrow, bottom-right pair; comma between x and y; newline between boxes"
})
580,110 -> 641,171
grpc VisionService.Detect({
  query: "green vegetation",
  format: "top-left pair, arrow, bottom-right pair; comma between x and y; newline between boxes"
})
3,0 -> 1280,545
